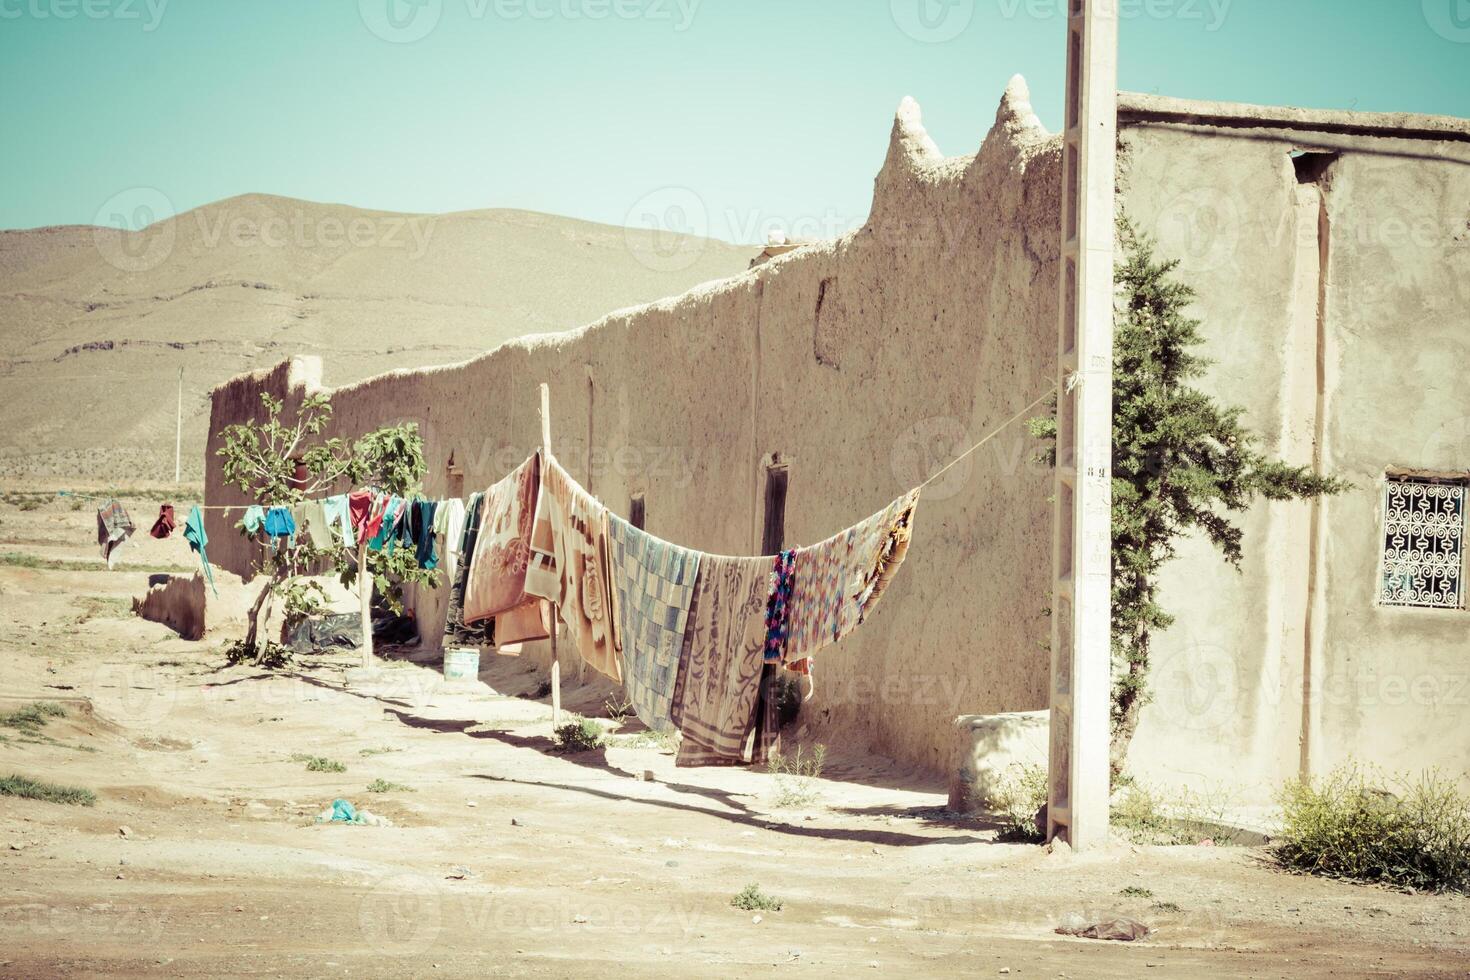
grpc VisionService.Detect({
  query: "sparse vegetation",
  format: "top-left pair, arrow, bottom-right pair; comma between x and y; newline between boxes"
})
990,762 -> 1049,843
0,701 -> 66,733
1152,901 -> 1183,914
358,746 -> 401,757
731,883 -> 783,912
74,596 -> 130,623
1274,767 -> 1470,894
1110,781 -> 1241,846
0,552 -> 193,573
0,773 -> 96,806
529,678 -> 553,699
603,696 -> 634,724
766,743 -> 826,808
292,754 -> 347,773
366,778 -> 413,793
1119,885 -> 1153,898
553,716 -> 605,753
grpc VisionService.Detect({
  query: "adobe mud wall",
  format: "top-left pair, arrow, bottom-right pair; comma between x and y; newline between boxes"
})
207,78 -> 1063,777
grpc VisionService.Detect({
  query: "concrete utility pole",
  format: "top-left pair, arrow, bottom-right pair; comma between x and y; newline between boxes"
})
175,365 -> 184,484
1048,0 -> 1117,851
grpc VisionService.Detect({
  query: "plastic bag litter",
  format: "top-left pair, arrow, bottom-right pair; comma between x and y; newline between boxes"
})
315,798 -> 393,827
1055,913 -> 1152,941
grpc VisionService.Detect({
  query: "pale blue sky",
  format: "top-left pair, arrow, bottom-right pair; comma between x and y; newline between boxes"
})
1,0 -> 1466,240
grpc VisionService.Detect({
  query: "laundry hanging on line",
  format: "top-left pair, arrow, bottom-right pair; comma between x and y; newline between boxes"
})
149,504 -> 176,540
456,450 -> 921,768
97,498 -> 135,568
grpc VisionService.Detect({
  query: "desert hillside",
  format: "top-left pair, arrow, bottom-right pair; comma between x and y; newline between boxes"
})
0,194 -> 752,482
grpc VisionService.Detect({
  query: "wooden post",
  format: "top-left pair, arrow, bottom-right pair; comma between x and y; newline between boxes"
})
358,540 -> 374,671
539,382 -> 561,728
1048,0 -> 1117,851
174,366 -> 184,484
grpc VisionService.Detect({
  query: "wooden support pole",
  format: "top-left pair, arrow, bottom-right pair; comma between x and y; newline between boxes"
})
358,539 -> 374,672
540,382 -> 561,728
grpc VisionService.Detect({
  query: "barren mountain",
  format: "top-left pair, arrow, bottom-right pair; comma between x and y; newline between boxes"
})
0,194 -> 752,481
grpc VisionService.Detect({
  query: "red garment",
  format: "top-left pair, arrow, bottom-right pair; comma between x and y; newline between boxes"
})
348,490 -> 377,541
149,504 -> 176,539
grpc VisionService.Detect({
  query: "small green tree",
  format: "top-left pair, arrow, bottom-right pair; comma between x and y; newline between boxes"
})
216,392 -> 439,668
1030,218 -> 1347,775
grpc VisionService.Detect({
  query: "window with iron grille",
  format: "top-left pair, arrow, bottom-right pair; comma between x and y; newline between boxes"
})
1378,476 -> 1466,610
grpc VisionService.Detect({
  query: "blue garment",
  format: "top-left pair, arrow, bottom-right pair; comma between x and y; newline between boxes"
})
413,499 -> 440,570
263,506 -> 296,547
368,497 -> 403,552
183,505 -> 218,597
241,505 -> 266,535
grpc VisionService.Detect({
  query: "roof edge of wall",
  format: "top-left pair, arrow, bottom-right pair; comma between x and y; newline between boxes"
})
1118,91 -> 1470,144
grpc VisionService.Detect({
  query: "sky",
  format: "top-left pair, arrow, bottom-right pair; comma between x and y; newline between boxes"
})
0,0 -> 1466,242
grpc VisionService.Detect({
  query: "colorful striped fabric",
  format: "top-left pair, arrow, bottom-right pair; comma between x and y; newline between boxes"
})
607,513 -> 701,732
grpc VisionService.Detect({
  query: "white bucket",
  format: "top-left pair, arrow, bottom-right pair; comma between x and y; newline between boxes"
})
443,648 -> 480,682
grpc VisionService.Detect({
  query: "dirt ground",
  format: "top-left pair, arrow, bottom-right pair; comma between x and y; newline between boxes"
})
2,493 -> 1469,979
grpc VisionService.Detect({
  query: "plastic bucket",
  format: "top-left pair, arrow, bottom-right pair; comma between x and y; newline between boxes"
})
443,648 -> 480,682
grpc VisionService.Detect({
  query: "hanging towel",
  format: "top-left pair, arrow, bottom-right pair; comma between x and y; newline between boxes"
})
464,454 -> 541,625
669,552 -> 772,765
348,490 -> 376,544
784,489 -> 922,666
606,513 -> 701,732
149,504 -> 176,539
183,505 -> 217,597
436,497 -> 466,582
444,492 -> 492,647
411,498 -> 439,570
263,506 -> 296,547
240,505 -> 266,536
97,498 -> 135,567
524,454 -> 622,681
293,499 -> 335,551
494,597 -> 552,647
323,494 -> 355,547
851,489 -> 921,624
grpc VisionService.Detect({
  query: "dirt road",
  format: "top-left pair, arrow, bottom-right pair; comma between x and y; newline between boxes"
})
2,495 -> 1468,978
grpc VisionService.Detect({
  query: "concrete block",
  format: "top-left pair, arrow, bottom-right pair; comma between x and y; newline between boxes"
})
948,709 -> 1049,813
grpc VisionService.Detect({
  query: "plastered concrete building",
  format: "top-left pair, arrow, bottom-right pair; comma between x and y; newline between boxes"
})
206,78 -> 1470,804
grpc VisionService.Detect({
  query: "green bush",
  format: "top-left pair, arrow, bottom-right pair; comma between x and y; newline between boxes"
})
989,763 -> 1048,843
292,754 -> 346,773
731,883 -> 783,912
1274,767 -> 1470,894
553,716 -> 605,753
366,778 -> 413,793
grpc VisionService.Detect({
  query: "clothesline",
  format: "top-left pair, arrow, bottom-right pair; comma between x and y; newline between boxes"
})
53,385 -> 1055,518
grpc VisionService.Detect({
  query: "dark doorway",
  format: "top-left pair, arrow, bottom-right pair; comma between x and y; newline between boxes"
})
761,464 -> 788,555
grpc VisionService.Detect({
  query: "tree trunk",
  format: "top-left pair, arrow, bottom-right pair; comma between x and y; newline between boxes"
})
1109,679 -> 1143,780
1108,614 -> 1151,780
357,541 -> 374,671
244,564 -> 288,664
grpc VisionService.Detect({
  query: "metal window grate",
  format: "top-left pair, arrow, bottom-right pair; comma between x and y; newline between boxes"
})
1379,477 -> 1466,610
